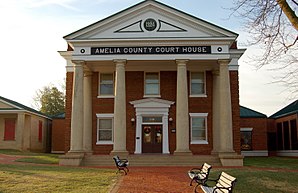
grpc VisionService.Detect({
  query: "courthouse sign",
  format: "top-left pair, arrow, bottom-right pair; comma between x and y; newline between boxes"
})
91,46 -> 211,55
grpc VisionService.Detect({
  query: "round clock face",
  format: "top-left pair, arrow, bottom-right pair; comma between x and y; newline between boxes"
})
144,18 -> 157,31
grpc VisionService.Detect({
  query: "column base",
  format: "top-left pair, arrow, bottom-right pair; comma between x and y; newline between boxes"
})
218,152 -> 244,166
59,152 -> 85,166
173,150 -> 192,156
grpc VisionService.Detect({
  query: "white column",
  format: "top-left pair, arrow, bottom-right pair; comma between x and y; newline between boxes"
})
162,115 -> 170,154
134,114 -> 142,154
83,70 -> 93,153
174,60 -> 191,155
69,61 -> 84,153
111,59 -> 128,155
212,70 -> 220,154
218,60 -> 234,153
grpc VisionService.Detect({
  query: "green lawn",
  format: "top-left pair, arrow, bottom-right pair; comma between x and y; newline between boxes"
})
0,164 -> 118,193
0,150 -> 117,193
207,157 -> 298,193
1,150 -> 298,193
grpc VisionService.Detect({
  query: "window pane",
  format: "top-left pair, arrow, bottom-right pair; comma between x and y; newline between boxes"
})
100,84 -> 114,95
98,118 -> 113,142
191,72 -> 204,83
101,74 -> 113,83
99,119 -> 112,130
192,130 -> 206,140
145,73 -> 159,83
241,131 -> 252,150
191,72 -> 205,95
145,84 -> 159,95
191,83 -> 204,94
143,117 -> 162,123
192,117 -> 205,128
100,73 -> 113,95
99,130 -> 112,140
191,117 -> 206,141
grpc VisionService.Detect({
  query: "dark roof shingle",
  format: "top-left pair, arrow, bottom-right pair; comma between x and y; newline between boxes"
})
240,106 -> 267,118
270,100 -> 298,119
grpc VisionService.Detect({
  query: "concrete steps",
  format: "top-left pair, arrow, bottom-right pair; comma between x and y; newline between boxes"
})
81,154 -> 221,166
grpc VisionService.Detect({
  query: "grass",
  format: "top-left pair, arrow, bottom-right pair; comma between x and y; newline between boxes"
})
0,164 -> 118,193
1,150 -> 298,193
205,157 -> 298,193
0,149 -> 59,164
208,168 -> 298,193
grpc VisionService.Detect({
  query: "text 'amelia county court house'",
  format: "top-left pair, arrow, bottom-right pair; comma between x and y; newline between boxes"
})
58,0 -> 246,166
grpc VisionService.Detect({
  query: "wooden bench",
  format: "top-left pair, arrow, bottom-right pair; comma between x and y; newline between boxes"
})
188,163 -> 212,186
196,172 -> 237,193
112,156 -> 129,175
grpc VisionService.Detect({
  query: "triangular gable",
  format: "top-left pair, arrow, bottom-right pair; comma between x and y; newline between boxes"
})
0,96 -> 51,119
0,97 -> 22,109
130,98 -> 174,108
64,0 -> 238,41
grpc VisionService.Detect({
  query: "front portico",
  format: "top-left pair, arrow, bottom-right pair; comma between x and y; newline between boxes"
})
59,0 -> 245,166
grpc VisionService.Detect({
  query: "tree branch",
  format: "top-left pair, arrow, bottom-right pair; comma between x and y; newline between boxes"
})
276,0 -> 298,31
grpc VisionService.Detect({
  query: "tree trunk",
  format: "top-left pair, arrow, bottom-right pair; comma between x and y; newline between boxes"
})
276,0 -> 298,31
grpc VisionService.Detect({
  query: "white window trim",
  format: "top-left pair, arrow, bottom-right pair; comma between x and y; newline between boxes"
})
240,128 -> 253,132
98,73 -> 114,98
144,72 -> 160,97
190,113 -> 208,144
96,113 -> 114,145
189,71 -> 206,97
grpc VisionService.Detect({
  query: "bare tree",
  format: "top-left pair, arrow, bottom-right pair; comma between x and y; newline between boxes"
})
231,0 -> 298,97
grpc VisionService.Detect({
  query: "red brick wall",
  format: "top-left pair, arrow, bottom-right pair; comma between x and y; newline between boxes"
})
92,72 -> 114,154
189,71 -> 213,154
64,69 -> 241,155
126,71 -> 145,154
240,117 -> 268,150
52,118 -> 66,152
230,71 -> 241,154
160,71 -> 177,153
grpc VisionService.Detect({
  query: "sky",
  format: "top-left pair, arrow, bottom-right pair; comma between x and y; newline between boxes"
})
0,0 -> 296,116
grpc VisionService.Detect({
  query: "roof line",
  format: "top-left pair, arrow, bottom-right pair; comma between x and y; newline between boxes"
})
0,96 -> 51,119
64,0 -> 238,40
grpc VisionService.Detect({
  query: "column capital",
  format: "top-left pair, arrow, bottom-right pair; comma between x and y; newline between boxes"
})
212,70 -> 220,76
113,59 -> 127,65
72,60 -> 85,66
218,59 -> 231,66
176,59 -> 189,66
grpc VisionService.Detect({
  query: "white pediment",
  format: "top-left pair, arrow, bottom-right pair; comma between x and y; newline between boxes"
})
64,0 -> 237,41
0,100 -> 21,109
130,98 -> 174,108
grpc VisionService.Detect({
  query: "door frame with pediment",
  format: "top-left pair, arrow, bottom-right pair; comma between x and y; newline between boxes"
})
130,98 -> 174,154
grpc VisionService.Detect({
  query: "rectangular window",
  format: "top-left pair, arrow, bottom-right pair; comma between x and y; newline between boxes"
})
190,113 -> 208,144
99,73 -> 114,96
38,121 -> 43,142
190,72 -> 205,96
144,72 -> 160,96
4,119 -> 16,141
240,128 -> 253,151
96,114 -> 113,144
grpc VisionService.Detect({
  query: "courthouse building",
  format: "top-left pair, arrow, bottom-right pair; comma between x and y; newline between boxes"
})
59,0 -> 245,166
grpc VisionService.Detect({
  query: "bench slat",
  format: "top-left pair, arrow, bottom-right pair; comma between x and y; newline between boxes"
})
199,172 -> 236,193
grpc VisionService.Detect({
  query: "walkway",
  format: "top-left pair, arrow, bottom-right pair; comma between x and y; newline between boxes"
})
110,166 -> 201,193
0,154 -> 200,192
